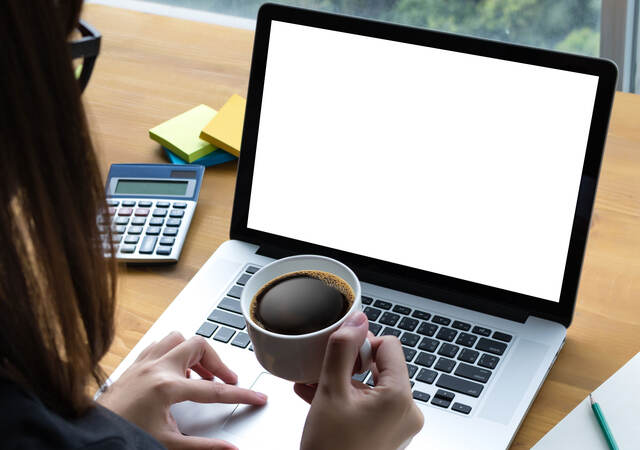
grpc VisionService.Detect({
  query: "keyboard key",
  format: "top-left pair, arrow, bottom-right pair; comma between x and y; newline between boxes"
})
434,357 -> 456,373
392,305 -> 412,315
213,327 -> 235,343
122,200 -> 136,207
455,363 -> 491,383
398,317 -> 419,331
166,218 -> 181,227
407,364 -> 418,378
115,217 -> 129,225
134,208 -> 149,216
412,391 -> 430,403
364,307 -> 382,322
379,312 -> 400,326
128,226 -> 143,235
452,403 -> 472,415
236,273 -> 251,286
452,320 -> 471,331
163,228 -> 178,237
366,375 -> 375,387
156,201 -> 170,208
415,368 -> 437,384
493,331 -> 513,342
361,295 -> 373,305
436,374 -> 484,398
373,300 -> 392,310
152,209 -> 167,217
131,217 -> 146,226
107,200 -> 119,207
436,327 -> 457,342
431,397 -> 451,408
381,327 -> 401,337
352,371 -> 369,383
138,201 -> 152,207
156,246 -> 172,256
160,237 -> 175,246
400,332 -> 420,347
435,389 -> 455,401
476,337 -> 507,355
478,353 -> 500,369
149,217 -> 164,226
124,235 -> 139,244
227,285 -> 243,299
139,236 -> 158,254
111,234 -> 122,243
369,322 -> 382,336
417,322 -> 438,337
412,310 -> 431,321
403,347 -> 417,362
438,343 -> 460,358
432,315 -> 451,326
170,209 -> 184,218
415,352 -> 436,368
246,266 -> 260,274
472,326 -> 492,336
118,208 -> 132,216
418,337 -> 439,352
196,322 -> 218,338
218,297 -> 242,314
172,202 -> 187,209
113,225 -> 126,234
455,332 -> 478,347
458,348 -> 480,364
231,332 -> 251,348
120,244 -> 136,253
208,309 -> 246,329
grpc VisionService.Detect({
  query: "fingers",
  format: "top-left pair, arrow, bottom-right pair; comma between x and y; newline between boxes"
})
368,335 -> 410,389
293,383 -> 317,404
148,331 -> 186,360
318,312 -> 368,394
165,336 -> 237,384
191,362 -> 214,380
173,379 -> 267,405
161,433 -> 238,450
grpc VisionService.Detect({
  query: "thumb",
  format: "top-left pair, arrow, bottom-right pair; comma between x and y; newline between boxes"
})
318,311 -> 368,394
162,433 -> 238,450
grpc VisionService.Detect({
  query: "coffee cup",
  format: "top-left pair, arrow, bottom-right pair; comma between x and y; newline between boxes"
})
240,255 -> 372,384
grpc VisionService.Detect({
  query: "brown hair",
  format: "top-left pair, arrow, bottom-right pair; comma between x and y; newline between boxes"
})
0,0 -> 116,417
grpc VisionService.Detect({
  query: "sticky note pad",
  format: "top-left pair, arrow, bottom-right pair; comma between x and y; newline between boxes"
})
149,104 -> 218,163
199,94 -> 246,157
163,147 -> 236,167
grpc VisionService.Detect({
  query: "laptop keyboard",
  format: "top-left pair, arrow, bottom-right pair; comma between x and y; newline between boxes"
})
195,265 -> 515,417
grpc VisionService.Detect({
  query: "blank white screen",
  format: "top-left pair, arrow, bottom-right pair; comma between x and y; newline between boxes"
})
247,21 -> 599,302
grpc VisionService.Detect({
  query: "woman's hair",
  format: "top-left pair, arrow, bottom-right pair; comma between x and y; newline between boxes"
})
0,0 -> 116,417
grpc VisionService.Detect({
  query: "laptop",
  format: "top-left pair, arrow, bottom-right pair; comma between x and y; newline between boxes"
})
106,4 -> 617,449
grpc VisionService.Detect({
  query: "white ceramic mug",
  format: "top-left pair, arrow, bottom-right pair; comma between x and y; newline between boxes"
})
240,255 -> 372,384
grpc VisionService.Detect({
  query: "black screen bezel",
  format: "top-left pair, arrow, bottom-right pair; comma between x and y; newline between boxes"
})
230,3 -> 618,327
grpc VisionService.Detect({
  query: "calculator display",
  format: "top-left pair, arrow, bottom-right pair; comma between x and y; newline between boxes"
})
115,180 -> 188,196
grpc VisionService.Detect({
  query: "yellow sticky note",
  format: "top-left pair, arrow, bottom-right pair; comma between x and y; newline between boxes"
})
200,94 -> 245,157
149,104 -> 218,163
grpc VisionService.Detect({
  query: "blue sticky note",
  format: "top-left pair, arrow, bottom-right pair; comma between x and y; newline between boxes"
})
163,147 -> 237,167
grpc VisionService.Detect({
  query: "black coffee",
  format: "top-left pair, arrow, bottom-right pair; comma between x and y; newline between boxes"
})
250,270 -> 355,335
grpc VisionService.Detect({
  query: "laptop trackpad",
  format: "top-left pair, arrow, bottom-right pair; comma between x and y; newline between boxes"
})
223,372 -> 310,449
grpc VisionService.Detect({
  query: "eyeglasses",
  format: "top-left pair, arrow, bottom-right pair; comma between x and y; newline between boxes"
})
69,19 -> 101,93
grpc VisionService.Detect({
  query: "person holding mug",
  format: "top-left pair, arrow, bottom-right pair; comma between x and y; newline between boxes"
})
0,1 -> 423,449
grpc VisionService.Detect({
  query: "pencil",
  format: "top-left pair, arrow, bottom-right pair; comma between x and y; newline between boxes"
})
589,393 -> 619,450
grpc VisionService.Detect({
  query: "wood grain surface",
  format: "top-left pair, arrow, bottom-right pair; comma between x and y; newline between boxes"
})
82,4 -> 640,448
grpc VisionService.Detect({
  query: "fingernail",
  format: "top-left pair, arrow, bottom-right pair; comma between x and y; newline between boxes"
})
345,311 -> 366,327
256,392 -> 268,402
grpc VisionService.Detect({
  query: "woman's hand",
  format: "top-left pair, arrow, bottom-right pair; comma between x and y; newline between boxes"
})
294,312 -> 424,450
97,332 -> 267,450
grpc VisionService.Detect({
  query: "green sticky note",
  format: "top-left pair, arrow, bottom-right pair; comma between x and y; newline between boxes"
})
149,104 -> 218,163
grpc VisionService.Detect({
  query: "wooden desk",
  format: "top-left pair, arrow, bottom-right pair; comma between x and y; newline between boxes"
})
83,4 -> 640,448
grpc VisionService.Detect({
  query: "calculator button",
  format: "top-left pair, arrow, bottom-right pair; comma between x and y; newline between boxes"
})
156,201 -> 170,208
111,234 -> 122,243
131,217 -> 146,226
127,226 -> 143,235
134,208 -> 149,216
145,227 -> 161,235
124,235 -> 139,244
122,200 -> 136,207
160,237 -> 175,246
120,244 -> 136,253
112,225 -> 126,234
138,201 -> 152,207
118,208 -> 133,216
163,228 -> 178,237
169,210 -> 184,218
108,207 -> 117,215
156,246 -> 172,256
166,218 -> 181,227
152,209 -> 167,217
115,217 -> 129,225
107,200 -> 119,207
139,236 -> 158,254
172,202 -> 187,209
149,217 -> 164,226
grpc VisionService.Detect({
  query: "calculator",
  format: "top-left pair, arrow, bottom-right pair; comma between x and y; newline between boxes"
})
104,164 -> 205,263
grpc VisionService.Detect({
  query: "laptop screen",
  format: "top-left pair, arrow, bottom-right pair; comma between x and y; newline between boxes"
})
247,21 -> 599,303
